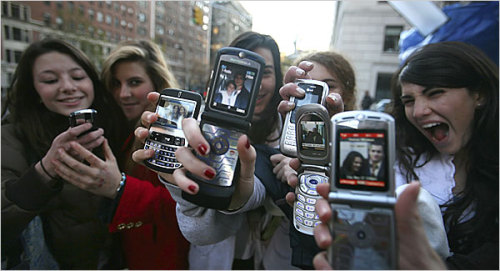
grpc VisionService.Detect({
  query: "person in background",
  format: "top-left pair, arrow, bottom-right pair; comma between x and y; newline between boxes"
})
361,90 -> 373,110
53,40 -> 190,269
339,151 -> 365,179
313,41 -> 498,269
1,38 -> 128,269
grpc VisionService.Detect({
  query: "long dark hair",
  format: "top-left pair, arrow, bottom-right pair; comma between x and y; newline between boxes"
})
229,31 -> 283,144
2,38 -> 128,159
391,41 -> 498,252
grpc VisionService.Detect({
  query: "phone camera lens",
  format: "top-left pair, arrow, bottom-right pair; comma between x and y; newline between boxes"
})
356,230 -> 366,240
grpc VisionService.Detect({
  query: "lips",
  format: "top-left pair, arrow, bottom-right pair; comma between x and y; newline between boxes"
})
422,122 -> 449,142
57,96 -> 84,105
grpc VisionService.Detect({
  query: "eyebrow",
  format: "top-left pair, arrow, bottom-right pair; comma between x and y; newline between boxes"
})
400,86 -> 433,99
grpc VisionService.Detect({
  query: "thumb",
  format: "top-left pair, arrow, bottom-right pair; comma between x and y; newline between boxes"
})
102,138 -> 117,163
228,135 -> 256,210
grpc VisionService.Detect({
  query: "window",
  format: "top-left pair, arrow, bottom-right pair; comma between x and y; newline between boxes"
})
68,1 -> 74,11
88,9 -> 94,20
383,25 -> 403,53
2,2 -> 8,16
12,27 -> 21,41
138,13 -> 146,22
375,73 -> 393,100
105,15 -> 112,25
97,12 -> 103,22
78,5 -> 84,15
11,3 -> 20,19
56,2 -> 63,9
14,50 -> 23,63
4,25 -> 10,40
43,13 -> 51,26
5,49 -> 11,63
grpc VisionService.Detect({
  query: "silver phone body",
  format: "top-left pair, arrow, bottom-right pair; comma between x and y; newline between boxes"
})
293,104 -> 330,235
328,110 -> 397,269
280,79 -> 328,157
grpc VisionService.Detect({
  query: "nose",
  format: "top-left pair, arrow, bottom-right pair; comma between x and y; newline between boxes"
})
60,76 -> 77,93
118,84 -> 132,98
412,97 -> 432,119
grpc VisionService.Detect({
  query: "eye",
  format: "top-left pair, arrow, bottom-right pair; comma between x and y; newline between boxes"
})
42,79 -> 58,84
427,89 -> 445,97
128,79 -> 143,86
400,97 -> 414,106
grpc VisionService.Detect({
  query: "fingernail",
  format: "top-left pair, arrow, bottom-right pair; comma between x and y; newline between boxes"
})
245,137 -> 250,149
188,185 -> 197,193
328,93 -> 338,102
287,101 -> 295,107
296,87 -> 305,95
296,68 -> 305,76
305,61 -> 313,67
198,144 -> 208,155
204,169 -> 215,179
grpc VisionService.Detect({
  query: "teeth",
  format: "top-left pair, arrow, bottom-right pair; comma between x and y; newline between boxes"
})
422,123 -> 440,129
61,97 -> 81,102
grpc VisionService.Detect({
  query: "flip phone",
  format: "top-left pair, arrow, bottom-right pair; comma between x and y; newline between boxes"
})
328,111 -> 397,269
144,88 -> 203,173
293,104 -> 331,235
280,79 -> 328,157
182,47 -> 265,210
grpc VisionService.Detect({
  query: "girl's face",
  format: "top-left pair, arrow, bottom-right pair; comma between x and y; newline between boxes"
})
308,61 -> 344,97
400,82 -> 481,155
227,82 -> 236,92
352,156 -> 363,172
111,61 -> 154,121
253,47 -> 276,121
33,52 -> 94,116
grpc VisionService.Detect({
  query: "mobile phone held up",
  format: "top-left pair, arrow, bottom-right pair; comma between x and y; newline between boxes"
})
69,109 -> 98,133
328,111 -> 397,269
143,88 -> 203,173
280,79 -> 328,157
293,104 -> 331,235
182,47 -> 265,210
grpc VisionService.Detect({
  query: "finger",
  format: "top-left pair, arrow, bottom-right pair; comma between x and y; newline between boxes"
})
285,192 -> 295,207
283,65 -> 311,84
52,158 -> 96,190
277,100 -> 296,116
316,183 -> 330,199
132,148 -> 155,164
289,158 -> 301,171
101,139 -> 117,163
182,118 -> 210,156
229,135 -> 256,210
325,92 -> 345,117
271,157 -> 285,175
75,128 -> 104,145
287,171 -> 299,189
270,154 -> 284,167
313,251 -> 332,270
134,127 -> 150,142
316,198 -> 332,224
313,223 -> 332,249
279,82 -> 305,101
65,123 -> 94,139
172,168 -> 200,195
140,111 -> 159,128
80,135 -> 105,151
296,61 -> 315,73
175,146 -> 215,181
69,141 -> 104,167
147,91 -> 160,104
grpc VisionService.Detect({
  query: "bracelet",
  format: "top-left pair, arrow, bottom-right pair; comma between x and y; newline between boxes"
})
116,172 -> 126,192
40,159 -> 56,180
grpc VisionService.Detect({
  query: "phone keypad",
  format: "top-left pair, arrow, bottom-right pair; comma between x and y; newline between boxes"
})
284,123 -> 296,147
294,173 -> 328,234
144,131 -> 185,170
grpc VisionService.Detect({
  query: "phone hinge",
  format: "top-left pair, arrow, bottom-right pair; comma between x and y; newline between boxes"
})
328,192 -> 396,208
202,111 -> 250,132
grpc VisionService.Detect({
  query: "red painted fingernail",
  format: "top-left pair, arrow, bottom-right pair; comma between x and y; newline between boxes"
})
204,169 -> 215,179
188,185 -> 197,193
245,138 -> 250,149
198,144 -> 208,155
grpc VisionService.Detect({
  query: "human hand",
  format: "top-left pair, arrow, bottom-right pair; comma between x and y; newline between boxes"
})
173,118 -> 256,210
312,182 -> 447,270
270,153 -> 296,183
281,157 -> 301,206
52,138 -> 122,199
278,61 -> 344,118
37,123 -> 105,180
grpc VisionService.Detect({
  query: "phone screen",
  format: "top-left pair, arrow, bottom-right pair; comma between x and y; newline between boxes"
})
150,95 -> 197,134
298,118 -> 327,158
290,82 -> 325,124
211,60 -> 258,116
335,129 -> 388,191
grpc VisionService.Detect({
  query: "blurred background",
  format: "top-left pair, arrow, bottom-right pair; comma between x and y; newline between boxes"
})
1,1 -> 498,111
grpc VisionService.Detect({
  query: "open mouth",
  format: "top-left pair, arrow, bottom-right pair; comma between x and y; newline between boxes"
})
422,122 -> 449,142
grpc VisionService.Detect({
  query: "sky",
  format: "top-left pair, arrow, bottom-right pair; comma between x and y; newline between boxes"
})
239,1 -> 337,56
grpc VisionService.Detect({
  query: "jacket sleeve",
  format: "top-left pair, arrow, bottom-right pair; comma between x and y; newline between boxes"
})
108,174 -> 176,233
1,124 -> 63,246
164,175 -> 266,245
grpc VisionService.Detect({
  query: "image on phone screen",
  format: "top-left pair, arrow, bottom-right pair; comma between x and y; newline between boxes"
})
150,96 -> 197,134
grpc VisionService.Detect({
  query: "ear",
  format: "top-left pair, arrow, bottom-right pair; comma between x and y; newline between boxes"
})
472,91 -> 486,108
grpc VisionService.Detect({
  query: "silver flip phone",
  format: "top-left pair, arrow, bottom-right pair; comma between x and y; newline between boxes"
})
144,88 -> 203,173
280,79 -> 328,157
328,111 -> 397,269
293,104 -> 331,235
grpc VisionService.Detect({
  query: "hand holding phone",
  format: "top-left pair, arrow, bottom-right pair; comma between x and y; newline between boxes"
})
293,103 -> 331,235
143,88 -> 203,173
181,47 -> 265,210
328,111 -> 397,269
280,79 -> 328,157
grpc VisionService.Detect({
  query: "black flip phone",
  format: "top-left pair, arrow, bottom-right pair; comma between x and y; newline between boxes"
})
328,111 -> 397,269
182,47 -> 265,210
69,109 -> 98,134
144,88 -> 203,173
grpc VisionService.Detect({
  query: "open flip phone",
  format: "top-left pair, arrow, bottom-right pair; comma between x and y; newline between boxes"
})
293,104 -> 331,235
144,88 -> 203,173
328,111 -> 397,269
280,79 -> 328,157
182,47 -> 265,210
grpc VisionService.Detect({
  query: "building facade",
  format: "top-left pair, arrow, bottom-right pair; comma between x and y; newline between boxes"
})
330,1 -> 410,108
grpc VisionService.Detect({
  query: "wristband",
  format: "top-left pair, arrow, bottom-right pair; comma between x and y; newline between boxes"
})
116,172 -> 126,192
40,159 -> 56,180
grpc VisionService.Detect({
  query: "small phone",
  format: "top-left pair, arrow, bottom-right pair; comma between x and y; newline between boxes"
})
328,111 -> 397,269
181,47 -> 265,210
143,88 -> 203,173
69,109 -> 98,135
280,79 -> 328,157
293,104 -> 331,235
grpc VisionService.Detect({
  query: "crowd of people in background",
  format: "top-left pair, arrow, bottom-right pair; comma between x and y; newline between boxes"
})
1,29 -> 498,271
